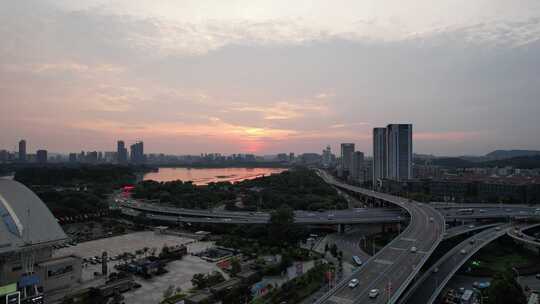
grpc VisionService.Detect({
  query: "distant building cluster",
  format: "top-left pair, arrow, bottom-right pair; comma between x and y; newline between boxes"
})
0,139 -> 147,165
336,143 -> 369,185
0,139 -> 308,166
382,175 -> 540,204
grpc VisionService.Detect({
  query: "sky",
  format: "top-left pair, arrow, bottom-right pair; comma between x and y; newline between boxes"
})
1,0 -> 540,156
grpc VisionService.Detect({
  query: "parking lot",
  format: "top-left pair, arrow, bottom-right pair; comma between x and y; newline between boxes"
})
54,231 -> 197,260
52,231 -> 225,303
123,255 -> 229,304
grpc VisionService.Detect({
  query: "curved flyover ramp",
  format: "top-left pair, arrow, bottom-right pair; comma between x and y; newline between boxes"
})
314,171 -> 445,304
443,223 -> 500,240
507,223 -> 540,252
399,224 -> 509,304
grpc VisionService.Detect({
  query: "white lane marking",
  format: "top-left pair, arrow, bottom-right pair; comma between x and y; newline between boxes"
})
401,238 -> 417,242
388,247 -> 407,251
329,296 -> 354,303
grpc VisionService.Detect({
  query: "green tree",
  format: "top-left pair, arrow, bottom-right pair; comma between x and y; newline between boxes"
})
191,273 -> 207,289
230,258 -> 242,276
487,267 -> 526,304
269,205 -> 296,245
330,244 -> 338,257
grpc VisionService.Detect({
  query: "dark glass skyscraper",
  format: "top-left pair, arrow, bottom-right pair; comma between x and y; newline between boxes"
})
373,124 -> 413,185
18,140 -> 26,162
373,128 -> 387,186
117,140 -> 128,164
387,124 -> 413,181
130,141 -> 145,164
340,143 -> 355,177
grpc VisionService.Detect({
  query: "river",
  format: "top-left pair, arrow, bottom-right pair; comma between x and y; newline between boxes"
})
143,167 -> 287,185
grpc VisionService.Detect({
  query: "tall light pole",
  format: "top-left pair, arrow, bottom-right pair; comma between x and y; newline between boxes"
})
512,267 -> 521,287
378,272 -> 392,303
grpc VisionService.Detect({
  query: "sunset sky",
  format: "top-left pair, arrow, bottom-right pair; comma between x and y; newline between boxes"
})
1,1 -> 540,155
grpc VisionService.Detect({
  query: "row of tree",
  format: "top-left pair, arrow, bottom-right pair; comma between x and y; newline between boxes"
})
132,180 -> 235,209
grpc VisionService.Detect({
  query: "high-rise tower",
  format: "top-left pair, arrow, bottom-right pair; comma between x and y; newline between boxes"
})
387,124 -> 413,181
373,128 -> 387,186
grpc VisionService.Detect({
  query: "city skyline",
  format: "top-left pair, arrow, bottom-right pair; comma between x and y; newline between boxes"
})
2,1 -> 540,155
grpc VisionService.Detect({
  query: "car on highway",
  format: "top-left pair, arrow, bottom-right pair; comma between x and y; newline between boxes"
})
410,246 -> 417,253
433,267 -> 439,273
468,224 -> 475,228
348,278 -> 359,288
495,227 -> 502,231
479,209 -> 487,213
469,239 -> 475,245
505,208 -> 512,212
368,289 -> 380,298
536,273 -> 540,280
460,249 -> 467,254
429,217 -> 434,222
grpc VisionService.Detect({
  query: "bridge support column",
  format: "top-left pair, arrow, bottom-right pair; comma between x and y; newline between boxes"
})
382,223 -> 399,233
338,224 -> 346,234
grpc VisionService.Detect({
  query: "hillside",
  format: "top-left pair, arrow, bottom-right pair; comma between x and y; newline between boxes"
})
486,150 -> 540,160
479,155 -> 540,169
429,157 -> 474,168
423,155 -> 540,169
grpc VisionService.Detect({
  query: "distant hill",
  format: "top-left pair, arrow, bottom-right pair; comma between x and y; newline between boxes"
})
479,155 -> 540,169
485,150 -> 540,160
430,157 -> 474,168
422,155 -> 540,169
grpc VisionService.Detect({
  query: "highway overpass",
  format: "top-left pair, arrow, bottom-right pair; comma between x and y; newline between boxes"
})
507,223 -> 540,250
120,207 -> 406,225
120,199 -> 540,226
443,223 -> 501,240
398,224 -> 509,304
314,171 -> 445,304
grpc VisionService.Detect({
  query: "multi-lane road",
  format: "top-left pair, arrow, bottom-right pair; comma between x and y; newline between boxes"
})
507,223 -> 540,247
443,223 -> 501,239
314,171 -> 445,304
399,224 -> 509,304
121,202 -> 406,224
120,198 -> 540,226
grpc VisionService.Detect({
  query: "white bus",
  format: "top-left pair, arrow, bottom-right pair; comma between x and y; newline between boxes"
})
457,208 -> 474,215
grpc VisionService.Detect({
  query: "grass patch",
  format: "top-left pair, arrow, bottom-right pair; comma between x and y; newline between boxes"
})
467,237 -> 540,275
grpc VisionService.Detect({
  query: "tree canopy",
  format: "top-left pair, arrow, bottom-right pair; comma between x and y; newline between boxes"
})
487,267 -> 526,304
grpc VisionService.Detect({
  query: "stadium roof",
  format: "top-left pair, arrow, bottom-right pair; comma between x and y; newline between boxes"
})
0,179 -> 67,254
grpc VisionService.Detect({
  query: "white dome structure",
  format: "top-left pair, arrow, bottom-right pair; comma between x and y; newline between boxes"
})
0,179 -> 67,255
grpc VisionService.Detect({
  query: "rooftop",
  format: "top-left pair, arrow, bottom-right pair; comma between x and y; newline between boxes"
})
0,179 -> 67,254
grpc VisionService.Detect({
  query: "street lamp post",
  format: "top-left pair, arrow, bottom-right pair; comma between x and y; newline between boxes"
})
378,272 -> 393,303
512,267 -> 521,286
